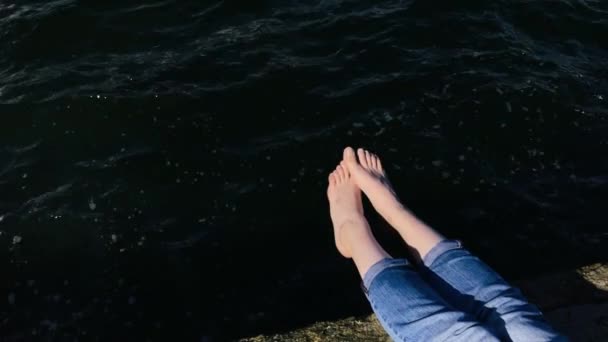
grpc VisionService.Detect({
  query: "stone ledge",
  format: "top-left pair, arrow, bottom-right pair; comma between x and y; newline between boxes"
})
242,263 -> 608,342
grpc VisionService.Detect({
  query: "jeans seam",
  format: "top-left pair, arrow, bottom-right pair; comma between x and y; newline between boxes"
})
362,263 -> 404,294
362,259 -> 409,293
424,240 -> 464,268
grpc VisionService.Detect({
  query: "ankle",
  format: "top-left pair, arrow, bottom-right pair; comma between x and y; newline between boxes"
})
338,215 -> 368,233
376,200 -> 408,224
341,218 -> 371,244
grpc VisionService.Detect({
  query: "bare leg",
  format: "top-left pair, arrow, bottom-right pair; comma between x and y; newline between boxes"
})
341,147 -> 444,262
341,147 -> 566,341
327,162 -> 501,342
327,163 -> 390,278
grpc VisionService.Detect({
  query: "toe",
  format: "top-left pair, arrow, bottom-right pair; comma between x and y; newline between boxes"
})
340,161 -> 350,177
364,150 -> 373,168
343,147 -> 357,165
336,165 -> 345,182
374,154 -> 383,171
328,172 -> 336,185
370,154 -> 379,170
327,173 -> 336,198
357,148 -> 369,169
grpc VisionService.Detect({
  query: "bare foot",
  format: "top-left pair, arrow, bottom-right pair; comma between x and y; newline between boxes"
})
342,147 -> 445,261
341,147 -> 404,223
327,164 -> 368,258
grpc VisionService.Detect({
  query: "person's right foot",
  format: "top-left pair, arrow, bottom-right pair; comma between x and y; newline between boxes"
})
343,147 -> 446,262
342,147 -> 405,224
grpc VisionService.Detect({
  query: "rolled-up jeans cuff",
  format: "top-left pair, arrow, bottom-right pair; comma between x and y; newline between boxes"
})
422,239 -> 463,267
361,258 -> 409,294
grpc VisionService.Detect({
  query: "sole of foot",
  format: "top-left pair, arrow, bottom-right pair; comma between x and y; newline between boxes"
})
327,163 -> 367,258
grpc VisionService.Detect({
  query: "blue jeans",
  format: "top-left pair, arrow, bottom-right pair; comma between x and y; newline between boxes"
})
362,240 -> 567,341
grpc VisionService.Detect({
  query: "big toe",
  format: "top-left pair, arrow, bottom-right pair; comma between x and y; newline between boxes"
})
343,147 -> 366,174
343,147 -> 357,165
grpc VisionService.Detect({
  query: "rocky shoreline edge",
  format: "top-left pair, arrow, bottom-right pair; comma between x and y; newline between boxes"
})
242,263 -> 608,342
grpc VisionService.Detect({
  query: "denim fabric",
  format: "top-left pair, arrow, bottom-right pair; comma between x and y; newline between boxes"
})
420,240 -> 567,341
362,241 -> 567,341
363,258 -> 500,341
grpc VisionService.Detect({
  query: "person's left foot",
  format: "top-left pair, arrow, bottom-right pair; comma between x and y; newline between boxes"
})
327,164 -> 366,258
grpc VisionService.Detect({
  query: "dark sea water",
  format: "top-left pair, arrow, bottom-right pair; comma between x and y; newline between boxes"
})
1,0 -> 608,340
